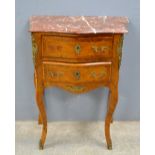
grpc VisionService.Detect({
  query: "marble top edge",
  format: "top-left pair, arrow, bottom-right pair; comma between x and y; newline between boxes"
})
29,16 -> 129,34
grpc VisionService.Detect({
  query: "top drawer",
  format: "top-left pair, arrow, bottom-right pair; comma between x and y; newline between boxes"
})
42,35 -> 113,62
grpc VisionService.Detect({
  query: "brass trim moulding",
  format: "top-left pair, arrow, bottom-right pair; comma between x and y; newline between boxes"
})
66,85 -> 85,92
31,35 -> 38,65
117,36 -> 124,69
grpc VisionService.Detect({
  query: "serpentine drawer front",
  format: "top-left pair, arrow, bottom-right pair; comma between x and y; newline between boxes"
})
29,16 -> 128,150
43,61 -> 112,84
42,35 -> 113,61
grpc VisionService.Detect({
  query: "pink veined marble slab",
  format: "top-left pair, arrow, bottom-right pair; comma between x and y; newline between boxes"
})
29,16 -> 129,34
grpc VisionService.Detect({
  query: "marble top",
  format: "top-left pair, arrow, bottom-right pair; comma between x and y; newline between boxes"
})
29,16 -> 128,34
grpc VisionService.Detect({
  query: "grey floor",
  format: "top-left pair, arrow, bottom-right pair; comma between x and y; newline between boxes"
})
15,121 -> 140,155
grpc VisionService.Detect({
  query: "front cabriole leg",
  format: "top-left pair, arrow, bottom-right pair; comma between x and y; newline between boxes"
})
34,70 -> 43,125
36,76 -> 47,150
105,84 -> 118,150
34,67 -> 47,150
36,89 -> 47,150
32,33 -> 47,149
105,34 -> 123,150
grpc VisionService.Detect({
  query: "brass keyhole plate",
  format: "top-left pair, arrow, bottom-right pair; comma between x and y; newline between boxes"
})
74,71 -> 80,80
75,44 -> 81,54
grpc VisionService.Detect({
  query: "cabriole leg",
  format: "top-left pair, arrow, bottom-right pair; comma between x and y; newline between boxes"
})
38,113 -> 43,125
35,85 -> 47,150
105,85 -> 118,150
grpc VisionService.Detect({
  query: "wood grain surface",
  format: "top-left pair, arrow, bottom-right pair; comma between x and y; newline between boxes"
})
31,32 -> 124,150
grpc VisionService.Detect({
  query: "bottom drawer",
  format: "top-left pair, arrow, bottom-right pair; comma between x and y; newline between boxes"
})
43,61 -> 112,84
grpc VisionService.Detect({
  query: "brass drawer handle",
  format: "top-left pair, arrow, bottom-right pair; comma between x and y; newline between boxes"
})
92,46 -> 109,53
74,44 -> 81,54
49,71 -> 56,78
91,71 -> 106,78
49,71 -> 63,78
73,71 -> 80,80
